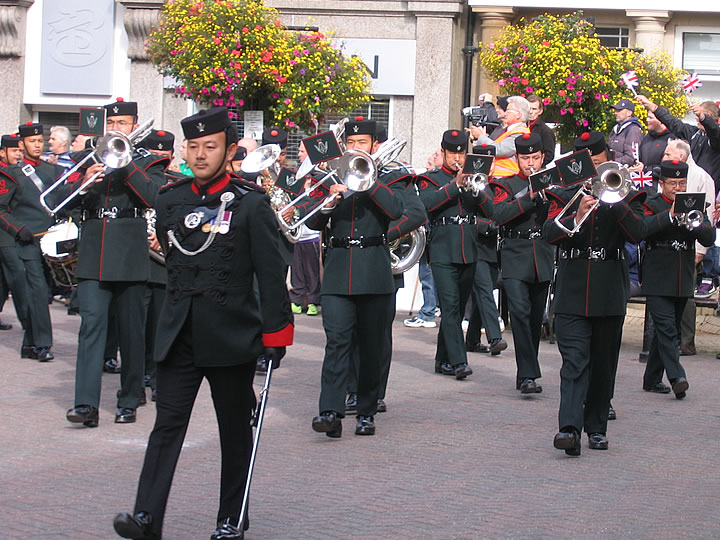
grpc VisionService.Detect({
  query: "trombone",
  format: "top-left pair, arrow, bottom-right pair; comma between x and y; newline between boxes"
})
39,119 -> 154,216
553,161 -> 633,237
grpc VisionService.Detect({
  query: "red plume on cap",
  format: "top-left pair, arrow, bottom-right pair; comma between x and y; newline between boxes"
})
25,121 -> 32,126
581,132 -> 591,141
116,97 -> 124,102
10,133 -> 18,138
270,129 -> 278,136
481,143 -> 488,147
451,130 -> 458,136
672,159 -> 680,165
157,130 -> 166,137
522,133 -> 531,139
355,116 -> 364,121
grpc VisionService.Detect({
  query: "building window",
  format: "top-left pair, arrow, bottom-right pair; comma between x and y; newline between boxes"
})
682,32 -> 720,76
595,27 -> 629,49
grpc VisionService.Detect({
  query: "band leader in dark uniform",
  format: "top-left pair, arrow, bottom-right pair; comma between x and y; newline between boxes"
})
640,160 -> 715,401
113,107 -> 293,540
490,133 -> 554,394
544,131 -> 647,456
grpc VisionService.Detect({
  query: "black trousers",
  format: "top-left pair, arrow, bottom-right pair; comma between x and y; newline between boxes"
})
431,261 -> 476,367
0,245 -> 31,339
319,293 -> 393,417
289,241 -> 321,307
133,318 -> 256,537
74,279 -> 146,409
18,242 -> 53,348
465,260 -> 501,345
503,278 -> 548,381
144,283 -> 166,390
644,295 -> 688,386
555,313 -> 624,434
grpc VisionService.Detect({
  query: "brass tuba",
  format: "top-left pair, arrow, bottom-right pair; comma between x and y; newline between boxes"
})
389,226 -> 426,274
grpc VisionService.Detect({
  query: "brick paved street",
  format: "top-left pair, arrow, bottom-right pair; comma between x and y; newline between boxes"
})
2,301 -> 720,539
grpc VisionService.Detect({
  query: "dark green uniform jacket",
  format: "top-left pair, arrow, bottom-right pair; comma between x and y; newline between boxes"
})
641,192 -> 716,297
416,166 -> 494,264
543,188 -> 647,316
490,174 -> 554,282
155,173 -> 294,367
306,174 -> 405,295
61,151 -> 165,281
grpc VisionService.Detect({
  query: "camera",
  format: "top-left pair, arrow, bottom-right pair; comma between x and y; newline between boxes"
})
462,105 -> 500,130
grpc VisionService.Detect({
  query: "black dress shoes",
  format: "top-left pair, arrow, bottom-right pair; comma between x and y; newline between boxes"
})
608,403 -> 617,421
104,357 -> 121,373
376,398 -> 387,413
553,429 -> 581,456
671,377 -> 689,399
434,362 -> 455,376
588,432 -> 608,450
489,338 -> 507,355
454,363 -> 473,380
31,347 -> 54,362
144,375 -> 152,387
355,415 -> 375,436
644,382 -> 672,394
345,393 -> 358,414
466,341 -> 490,353
312,411 -> 342,438
21,346 -> 34,359
519,378 -> 543,394
66,405 -> 99,428
115,407 -> 137,423
113,511 -> 157,539
211,517 -> 244,539
0,319 -> 12,330
151,388 -> 157,402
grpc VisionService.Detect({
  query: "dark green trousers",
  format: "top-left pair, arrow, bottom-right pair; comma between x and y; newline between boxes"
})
0,245 -> 31,341
18,242 -> 52,348
555,313 -> 623,434
75,279 -> 147,409
503,278 -> 548,381
319,293 -> 393,417
466,260 -> 501,345
644,295 -> 688,386
431,261 -> 476,367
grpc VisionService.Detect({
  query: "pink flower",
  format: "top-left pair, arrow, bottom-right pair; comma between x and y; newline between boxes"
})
543,97 -> 552,105
560,108 -> 567,115
576,91 -> 583,96
314,96 -> 320,102
525,87 -> 533,93
239,99 -> 245,106
489,43 -> 495,49
568,107 -> 574,114
582,119 -> 589,127
498,79 -> 505,86
284,98 -> 291,105
595,93 -> 602,100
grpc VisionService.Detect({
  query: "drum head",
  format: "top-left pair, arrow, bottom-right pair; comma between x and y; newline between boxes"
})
40,221 -> 79,259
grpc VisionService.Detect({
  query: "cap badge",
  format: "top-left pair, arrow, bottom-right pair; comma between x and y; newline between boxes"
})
528,145 -> 534,152
352,125 -> 359,133
113,106 -> 119,114
196,122 -> 205,133
675,170 -> 681,177
157,143 -> 163,149
456,145 -> 461,151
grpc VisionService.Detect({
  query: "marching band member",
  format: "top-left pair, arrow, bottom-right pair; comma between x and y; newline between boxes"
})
544,131 -> 647,456
114,106 -> 293,540
0,121 -> 65,361
490,133 -> 553,394
416,129 -> 494,380
309,116 -> 404,437
640,160 -> 715,401
64,98 -> 165,427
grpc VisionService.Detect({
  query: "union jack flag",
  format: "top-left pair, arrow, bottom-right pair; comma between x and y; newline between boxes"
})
682,72 -> 703,94
621,71 -> 639,89
631,170 -> 654,188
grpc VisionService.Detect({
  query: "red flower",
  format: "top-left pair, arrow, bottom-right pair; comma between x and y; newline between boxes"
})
558,90 -> 566,97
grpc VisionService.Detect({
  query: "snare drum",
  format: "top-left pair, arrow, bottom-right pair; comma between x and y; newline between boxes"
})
40,220 -> 79,289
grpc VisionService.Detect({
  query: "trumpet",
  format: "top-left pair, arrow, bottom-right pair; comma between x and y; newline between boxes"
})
676,209 -> 704,230
39,119 -> 154,216
461,173 -> 488,197
553,161 -> 633,237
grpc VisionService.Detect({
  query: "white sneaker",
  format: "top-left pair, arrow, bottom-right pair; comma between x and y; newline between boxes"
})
403,316 -> 437,328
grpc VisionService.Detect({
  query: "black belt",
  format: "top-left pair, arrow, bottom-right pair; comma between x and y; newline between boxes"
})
329,234 -> 387,249
559,247 -> 625,261
83,207 -> 145,220
432,215 -> 478,226
646,240 -> 690,252
504,228 -> 543,240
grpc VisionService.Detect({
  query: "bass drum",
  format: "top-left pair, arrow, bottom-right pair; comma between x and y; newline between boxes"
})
39,220 -> 79,289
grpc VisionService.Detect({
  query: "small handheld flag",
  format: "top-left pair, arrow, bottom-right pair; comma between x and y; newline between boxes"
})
630,170 -> 653,189
621,71 -> 639,97
682,72 -> 703,94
